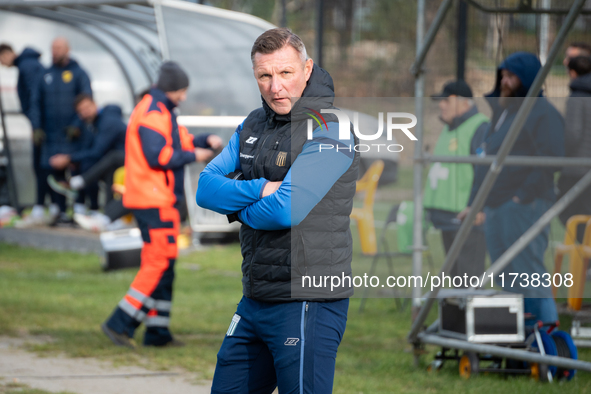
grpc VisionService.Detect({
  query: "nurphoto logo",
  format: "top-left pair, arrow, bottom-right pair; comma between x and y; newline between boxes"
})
306,109 -> 418,153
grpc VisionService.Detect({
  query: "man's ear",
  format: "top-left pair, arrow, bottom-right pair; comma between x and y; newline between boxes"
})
304,58 -> 314,82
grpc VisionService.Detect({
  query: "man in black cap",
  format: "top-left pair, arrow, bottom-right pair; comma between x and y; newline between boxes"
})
100,61 -> 220,348
424,80 -> 489,283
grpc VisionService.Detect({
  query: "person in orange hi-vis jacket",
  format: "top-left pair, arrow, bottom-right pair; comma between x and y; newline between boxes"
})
101,62 -> 222,348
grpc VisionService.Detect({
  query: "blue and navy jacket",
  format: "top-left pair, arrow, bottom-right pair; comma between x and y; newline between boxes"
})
14,48 -> 44,122
468,52 -> 565,207
69,105 -> 126,166
197,64 -> 360,302
30,58 -> 92,168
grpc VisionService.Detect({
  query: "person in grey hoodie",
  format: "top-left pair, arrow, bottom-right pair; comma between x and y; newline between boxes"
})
558,55 -> 591,242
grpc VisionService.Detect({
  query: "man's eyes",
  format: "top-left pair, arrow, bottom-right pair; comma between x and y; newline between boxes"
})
258,71 -> 292,79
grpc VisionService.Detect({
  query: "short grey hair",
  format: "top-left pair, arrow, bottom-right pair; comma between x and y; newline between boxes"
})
251,27 -> 307,65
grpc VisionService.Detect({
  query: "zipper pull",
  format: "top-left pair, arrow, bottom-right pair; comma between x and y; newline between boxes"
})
273,140 -> 279,150
305,303 -> 309,312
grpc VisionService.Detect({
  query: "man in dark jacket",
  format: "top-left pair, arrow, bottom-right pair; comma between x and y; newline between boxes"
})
459,52 -> 565,325
563,42 -> 591,68
48,94 -> 126,211
0,44 -> 50,225
197,28 -> 359,393
557,56 -> 591,240
0,44 -> 44,122
30,37 -> 92,221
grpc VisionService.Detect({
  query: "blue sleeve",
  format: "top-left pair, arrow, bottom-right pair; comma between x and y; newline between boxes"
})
139,126 -> 196,170
237,122 -> 354,230
76,68 -> 92,97
26,66 -> 44,124
193,133 -> 212,148
29,73 -> 43,130
196,123 -> 269,215
70,119 -> 126,163
20,62 -> 44,123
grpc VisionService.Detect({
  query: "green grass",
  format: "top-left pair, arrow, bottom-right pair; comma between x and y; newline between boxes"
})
1,242 -> 591,393
0,381 -> 72,394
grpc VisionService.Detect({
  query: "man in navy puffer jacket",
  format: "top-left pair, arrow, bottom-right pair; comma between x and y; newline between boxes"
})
30,37 -> 92,221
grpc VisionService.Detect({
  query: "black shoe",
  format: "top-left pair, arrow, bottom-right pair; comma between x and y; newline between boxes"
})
101,322 -> 136,349
144,338 -> 186,348
50,212 -> 74,227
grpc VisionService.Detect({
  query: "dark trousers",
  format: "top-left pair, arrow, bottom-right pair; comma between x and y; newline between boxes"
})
33,143 -> 51,206
484,198 -> 557,324
441,227 -> 487,283
105,206 -> 180,345
557,174 -> 591,243
82,150 -> 125,204
211,297 -> 349,394
104,199 -> 129,222
75,161 -> 99,210
50,169 -> 67,212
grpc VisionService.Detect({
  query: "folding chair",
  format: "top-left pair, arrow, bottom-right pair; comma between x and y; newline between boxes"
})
553,215 -> 591,310
351,160 -> 384,255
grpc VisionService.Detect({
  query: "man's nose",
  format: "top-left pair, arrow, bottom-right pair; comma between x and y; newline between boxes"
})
270,76 -> 282,94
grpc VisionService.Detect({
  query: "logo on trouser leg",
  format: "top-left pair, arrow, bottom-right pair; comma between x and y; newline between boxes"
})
226,314 -> 241,336
284,338 -> 300,346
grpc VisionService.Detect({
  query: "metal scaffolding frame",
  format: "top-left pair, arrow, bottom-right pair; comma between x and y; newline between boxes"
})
407,0 -> 591,370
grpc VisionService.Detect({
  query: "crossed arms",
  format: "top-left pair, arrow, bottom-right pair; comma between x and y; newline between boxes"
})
196,121 -> 354,231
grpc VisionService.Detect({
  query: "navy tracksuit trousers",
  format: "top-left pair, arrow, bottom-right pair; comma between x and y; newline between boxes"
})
211,296 -> 349,394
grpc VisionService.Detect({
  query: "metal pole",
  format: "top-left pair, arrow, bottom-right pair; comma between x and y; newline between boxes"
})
539,0 -> 551,65
457,0 -> 468,80
477,169 -> 591,288
315,0 -> 324,68
422,155 -> 591,167
410,0 -> 454,77
408,0 -> 587,344
419,333 -> 591,372
0,69 -> 19,209
412,0 -> 426,320
280,0 -> 287,27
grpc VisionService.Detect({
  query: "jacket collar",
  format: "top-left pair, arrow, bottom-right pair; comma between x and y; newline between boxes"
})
150,87 -> 176,111
446,105 -> 478,131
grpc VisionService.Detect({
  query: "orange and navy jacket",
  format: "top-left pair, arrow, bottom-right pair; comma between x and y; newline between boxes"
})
123,88 -> 196,209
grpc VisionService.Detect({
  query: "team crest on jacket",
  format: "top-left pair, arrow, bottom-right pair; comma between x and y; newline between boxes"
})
276,151 -> 287,167
62,70 -> 73,83
448,137 -> 458,152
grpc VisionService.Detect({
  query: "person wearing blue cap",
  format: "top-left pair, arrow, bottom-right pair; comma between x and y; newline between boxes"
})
458,52 -> 565,326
